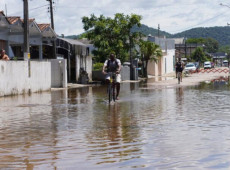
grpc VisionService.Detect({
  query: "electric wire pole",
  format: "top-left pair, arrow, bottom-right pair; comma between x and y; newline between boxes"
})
23,0 -> 29,61
47,0 -> 56,59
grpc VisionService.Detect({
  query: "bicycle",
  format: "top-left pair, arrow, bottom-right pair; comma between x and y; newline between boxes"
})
107,72 -> 117,103
177,72 -> 182,84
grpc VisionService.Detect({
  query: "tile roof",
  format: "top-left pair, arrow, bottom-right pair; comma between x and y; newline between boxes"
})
6,17 -> 21,24
37,24 -> 50,32
0,11 -> 5,16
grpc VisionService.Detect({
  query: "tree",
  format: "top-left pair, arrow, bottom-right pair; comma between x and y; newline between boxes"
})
82,13 -> 142,63
190,47 -> 208,63
204,37 -> 219,53
186,38 -> 206,44
186,37 -> 219,53
139,40 -> 162,78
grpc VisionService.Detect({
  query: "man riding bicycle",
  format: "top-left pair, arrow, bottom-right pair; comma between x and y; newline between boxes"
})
102,53 -> 121,100
175,58 -> 184,82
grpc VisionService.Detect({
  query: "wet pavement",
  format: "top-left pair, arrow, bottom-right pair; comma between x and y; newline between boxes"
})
1,78 -> 230,169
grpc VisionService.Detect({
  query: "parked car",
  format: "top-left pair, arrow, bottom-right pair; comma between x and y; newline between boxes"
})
184,63 -> 196,72
204,61 -> 212,69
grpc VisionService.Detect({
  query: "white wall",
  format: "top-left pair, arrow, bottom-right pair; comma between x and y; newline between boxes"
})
50,59 -> 67,88
86,55 -> 92,81
147,61 -> 158,76
0,61 -> 51,97
162,49 -> 175,75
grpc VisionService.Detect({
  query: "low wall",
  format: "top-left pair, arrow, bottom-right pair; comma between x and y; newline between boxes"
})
92,70 -> 106,81
50,59 -> 67,88
121,66 -> 130,81
0,60 -> 51,97
92,66 -> 131,82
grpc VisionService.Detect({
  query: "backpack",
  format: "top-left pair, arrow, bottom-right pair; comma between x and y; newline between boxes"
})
107,59 -> 119,68
176,62 -> 182,69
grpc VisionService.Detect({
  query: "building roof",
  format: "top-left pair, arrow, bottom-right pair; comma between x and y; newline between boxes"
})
37,24 -> 50,32
20,18 -> 35,24
77,38 -> 92,45
0,11 -> 5,16
209,52 -> 227,58
58,37 -> 86,46
6,17 -> 21,24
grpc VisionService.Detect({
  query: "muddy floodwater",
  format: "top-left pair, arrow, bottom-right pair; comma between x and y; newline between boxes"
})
1,78 -> 230,169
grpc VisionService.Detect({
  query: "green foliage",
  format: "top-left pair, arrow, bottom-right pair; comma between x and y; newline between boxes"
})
13,56 -> 18,60
218,45 -> 230,53
190,47 -> 208,63
93,62 -> 104,71
67,26 -> 230,47
139,40 -> 163,77
186,38 -> 206,44
173,26 -> 230,46
186,37 -> 219,53
131,24 -> 171,37
82,13 -> 142,63
204,37 -> 219,53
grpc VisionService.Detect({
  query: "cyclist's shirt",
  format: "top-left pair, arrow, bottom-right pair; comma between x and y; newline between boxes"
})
176,61 -> 183,72
104,59 -> 121,72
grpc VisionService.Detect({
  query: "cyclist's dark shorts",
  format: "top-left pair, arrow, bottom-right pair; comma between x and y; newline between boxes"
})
176,68 -> 183,72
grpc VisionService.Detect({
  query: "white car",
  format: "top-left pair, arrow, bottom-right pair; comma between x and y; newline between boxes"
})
204,61 -> 211,69
184,63 -> 196,72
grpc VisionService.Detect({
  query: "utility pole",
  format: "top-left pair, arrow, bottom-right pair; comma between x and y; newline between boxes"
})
23,0 -> 30,77
129,34 -> 133,80
47,0 -> 56,58
23,0 -> 29,61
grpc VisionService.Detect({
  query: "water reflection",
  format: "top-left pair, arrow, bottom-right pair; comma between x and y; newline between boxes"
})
1,80 -> 230,169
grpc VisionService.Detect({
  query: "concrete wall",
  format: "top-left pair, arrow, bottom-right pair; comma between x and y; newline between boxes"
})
76,55 -> 81,82
50,59 -> 67,88
0,61 -> 51,97
121,66 -> 130,81
162,49 -> 175,75
147,50 -> 175,76
147,61 -> 158,76
86,55 -> 92,81
92,71 -> 106,81
92,66 -> 130,81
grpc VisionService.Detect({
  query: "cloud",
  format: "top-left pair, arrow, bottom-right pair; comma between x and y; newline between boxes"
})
1,0 -> 230,36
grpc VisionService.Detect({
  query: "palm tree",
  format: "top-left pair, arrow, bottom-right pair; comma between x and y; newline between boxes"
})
139,40 -> 163,78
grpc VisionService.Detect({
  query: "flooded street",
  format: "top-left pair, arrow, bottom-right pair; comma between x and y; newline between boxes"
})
1,79 -> 230,169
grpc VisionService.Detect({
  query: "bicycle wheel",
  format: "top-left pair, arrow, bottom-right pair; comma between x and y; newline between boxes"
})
108,84 -> 112,103
112,84 -> 116,102
178,72 -> 181,84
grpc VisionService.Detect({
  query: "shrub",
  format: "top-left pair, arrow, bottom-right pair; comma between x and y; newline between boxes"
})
93,62 -> 104,71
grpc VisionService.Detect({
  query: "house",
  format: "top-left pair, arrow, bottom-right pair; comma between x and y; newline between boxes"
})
173,37 -> 204,59
0,11 -> 91,84
207,52 -> 228,66
147,35 -> 176,76
56,37 -> 92,83
0,11 -> 56,60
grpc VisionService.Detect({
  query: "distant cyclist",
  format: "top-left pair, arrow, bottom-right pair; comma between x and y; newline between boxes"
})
175,58 -> 184,82
102,53 -> 121,100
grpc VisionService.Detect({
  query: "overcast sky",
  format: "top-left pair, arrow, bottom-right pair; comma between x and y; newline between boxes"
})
1,0 -> 230,36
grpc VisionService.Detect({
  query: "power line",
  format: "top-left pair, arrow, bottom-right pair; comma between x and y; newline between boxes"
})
30,4 -> 49,11
6,4 -> 49,16
170,10 -> 230,34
